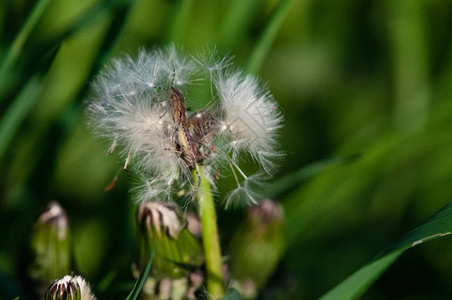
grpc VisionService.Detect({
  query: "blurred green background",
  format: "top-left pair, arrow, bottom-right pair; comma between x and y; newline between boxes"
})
1,0 -> 452,299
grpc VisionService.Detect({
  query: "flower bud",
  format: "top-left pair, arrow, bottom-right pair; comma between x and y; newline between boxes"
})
44,275 -> 96,300
134,201 -> 204,299
30,202 -> 70,288
228,199 -> 285,298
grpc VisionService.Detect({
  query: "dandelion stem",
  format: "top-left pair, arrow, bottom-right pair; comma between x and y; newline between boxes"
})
193,166 -> 224,298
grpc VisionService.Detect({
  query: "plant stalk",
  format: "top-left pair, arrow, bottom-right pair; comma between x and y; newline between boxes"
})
193,166 -> 224,298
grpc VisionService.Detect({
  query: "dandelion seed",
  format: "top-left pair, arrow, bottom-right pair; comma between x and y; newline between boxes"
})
87,45 -> 283,207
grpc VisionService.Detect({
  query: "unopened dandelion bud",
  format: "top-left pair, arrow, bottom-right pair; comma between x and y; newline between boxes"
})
44,275 -> 96,300
137,200 -> 185,239
135,201 -> 203,280
30,202 -> 70,288
228,199 -> 285,298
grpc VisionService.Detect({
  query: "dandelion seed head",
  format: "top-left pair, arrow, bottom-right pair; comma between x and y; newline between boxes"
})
87,45 -> 283,207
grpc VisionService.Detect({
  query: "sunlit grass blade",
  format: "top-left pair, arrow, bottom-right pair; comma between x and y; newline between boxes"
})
265,154 -> 361,198
125,246 -> 156,300
0,0 -> 50,85
245,0 -> 293,74
320,202 -> 452,300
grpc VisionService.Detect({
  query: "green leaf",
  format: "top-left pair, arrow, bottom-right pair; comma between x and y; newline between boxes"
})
125,245 -> 156,300
320,202 -> 452,300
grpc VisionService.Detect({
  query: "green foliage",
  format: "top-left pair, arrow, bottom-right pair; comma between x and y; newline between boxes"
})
126,247 -> 155,300
321,202 -> 452,300
1,0 -> 452,299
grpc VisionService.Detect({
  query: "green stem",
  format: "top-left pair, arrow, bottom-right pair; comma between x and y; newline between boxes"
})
193,166 -> 224,298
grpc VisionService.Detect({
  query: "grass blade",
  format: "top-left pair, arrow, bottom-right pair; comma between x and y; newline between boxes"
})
0,76 -> 43,161
0,0 -> 50,81
245,0 -> 293,74
320,202 -> 452,300
125,246 -> 156,300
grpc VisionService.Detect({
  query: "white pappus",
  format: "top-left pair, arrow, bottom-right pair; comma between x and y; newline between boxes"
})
86,45 -> 283,207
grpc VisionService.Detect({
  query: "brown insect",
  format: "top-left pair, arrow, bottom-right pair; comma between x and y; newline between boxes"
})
104,85 -> 213,192
169,87 -> 203,169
